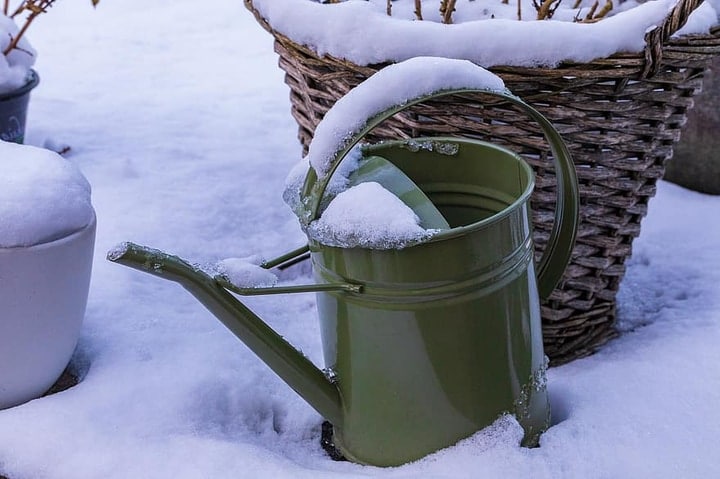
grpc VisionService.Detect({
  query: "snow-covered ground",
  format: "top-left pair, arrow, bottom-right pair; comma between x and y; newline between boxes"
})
1,1 -> 719,477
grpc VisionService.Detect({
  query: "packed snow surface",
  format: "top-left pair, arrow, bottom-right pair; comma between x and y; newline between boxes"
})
0,1 -> 719,478
0,141 -> 93,247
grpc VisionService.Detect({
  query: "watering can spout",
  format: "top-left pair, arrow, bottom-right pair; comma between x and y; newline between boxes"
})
107,242 -> 344,427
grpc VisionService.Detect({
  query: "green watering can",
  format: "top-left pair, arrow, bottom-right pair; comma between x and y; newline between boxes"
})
108,67 -> 579,467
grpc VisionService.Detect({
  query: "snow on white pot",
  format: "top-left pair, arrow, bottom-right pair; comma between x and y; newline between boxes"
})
0,140 -> 96,409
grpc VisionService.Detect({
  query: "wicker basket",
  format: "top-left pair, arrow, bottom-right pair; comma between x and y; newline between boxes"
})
245,0 -> 720,365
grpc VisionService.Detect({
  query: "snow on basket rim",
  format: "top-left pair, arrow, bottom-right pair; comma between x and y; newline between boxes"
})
251,0 -> 718,71
305,56 -> 507,178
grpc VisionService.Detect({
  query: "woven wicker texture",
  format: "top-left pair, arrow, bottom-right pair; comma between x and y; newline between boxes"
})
246,0 -> 720,364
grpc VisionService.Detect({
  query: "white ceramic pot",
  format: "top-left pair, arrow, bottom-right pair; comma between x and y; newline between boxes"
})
0,213 -> 96,409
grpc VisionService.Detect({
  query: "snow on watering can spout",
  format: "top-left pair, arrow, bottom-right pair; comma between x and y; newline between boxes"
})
108,57 -> 579,467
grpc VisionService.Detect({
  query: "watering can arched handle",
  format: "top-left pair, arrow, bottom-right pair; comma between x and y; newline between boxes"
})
300,87 -> 579,299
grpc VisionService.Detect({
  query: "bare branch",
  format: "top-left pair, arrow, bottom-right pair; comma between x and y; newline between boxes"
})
535,0 -> 563,20
4,1 -> 100,56
594,0 -> 613,19
585,1 -> 599,20
439,0 -> 449,19
414,0 -> 422,20
441,0 -> 457,24
577,0 -> 613,23
4,1 -> 57,56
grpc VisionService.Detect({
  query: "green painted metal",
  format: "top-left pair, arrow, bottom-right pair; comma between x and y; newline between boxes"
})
311,137 -> 551,465
108,85 -> 579,467
260,244 -> 309,269
216,277 -> 362,296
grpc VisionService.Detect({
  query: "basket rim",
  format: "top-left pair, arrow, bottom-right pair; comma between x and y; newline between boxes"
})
245,0 -> 720,78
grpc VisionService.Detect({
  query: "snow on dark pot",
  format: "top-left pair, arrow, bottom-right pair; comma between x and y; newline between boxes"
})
0,70 -> 39,144
0,140 -> 95,409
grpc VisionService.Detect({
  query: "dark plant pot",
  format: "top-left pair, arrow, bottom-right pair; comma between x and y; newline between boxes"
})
0,70 -> 39,144
665,57 -> 720,195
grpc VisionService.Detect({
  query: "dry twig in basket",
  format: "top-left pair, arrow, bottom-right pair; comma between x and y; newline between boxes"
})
534,0 -> 563,19
318,0 -> 629,23
575,0 -> 614,23
439,0 -> 458,23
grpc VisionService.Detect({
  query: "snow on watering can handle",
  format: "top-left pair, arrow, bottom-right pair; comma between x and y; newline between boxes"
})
299,84 -> 579,300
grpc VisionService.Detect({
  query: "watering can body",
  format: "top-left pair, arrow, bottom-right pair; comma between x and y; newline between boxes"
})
109,60 -> 578,467
311,138 -> 549,464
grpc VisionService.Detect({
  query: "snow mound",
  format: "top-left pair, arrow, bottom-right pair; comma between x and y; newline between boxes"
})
215,255 -> 278,288
0,141 -> 93,248
306,181 -> 434,249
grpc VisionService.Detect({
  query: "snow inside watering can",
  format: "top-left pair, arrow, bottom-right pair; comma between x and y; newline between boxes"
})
108,57 -> 579,467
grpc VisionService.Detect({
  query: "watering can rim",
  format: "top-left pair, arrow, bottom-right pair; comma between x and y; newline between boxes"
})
358,136 -> 536,245
298,87 -> 518,224
297,83 -> 578,299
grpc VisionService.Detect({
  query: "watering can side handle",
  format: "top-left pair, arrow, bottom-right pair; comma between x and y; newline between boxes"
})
261,244 -> 310,270
216,277 -> 362,296
301,87 -> 579,300
212,244 -> 362,295
107,242 -> 344,427
499,96 -> 580,299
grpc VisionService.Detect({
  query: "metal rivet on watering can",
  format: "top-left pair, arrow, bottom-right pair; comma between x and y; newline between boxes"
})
108,58 -> 579,467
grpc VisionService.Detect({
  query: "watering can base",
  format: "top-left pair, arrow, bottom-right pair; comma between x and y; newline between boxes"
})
320,421 -> 347,462
320,417 -> 550,464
